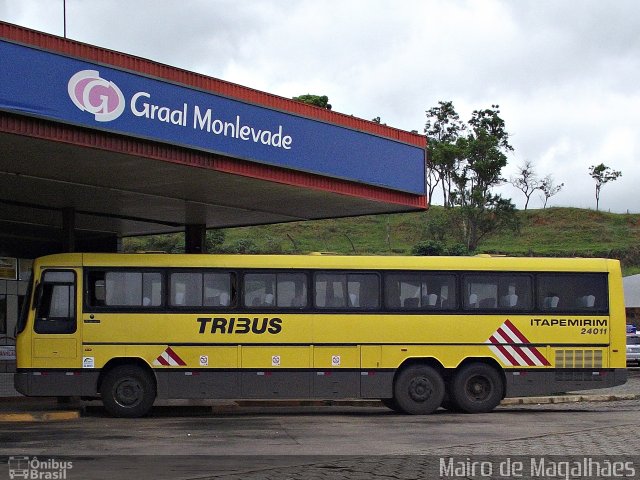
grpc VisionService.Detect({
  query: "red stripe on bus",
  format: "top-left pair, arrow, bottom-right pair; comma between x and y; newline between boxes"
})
504,319 -> 530,343
529,346 -> 551,366
489,335 -> 519,366
156,355 -> 170,366
165,347 -> 187,366
503,320 -> 550,366
512,346 -> 536,367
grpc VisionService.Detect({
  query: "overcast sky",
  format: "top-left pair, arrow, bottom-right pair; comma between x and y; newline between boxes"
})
2,0 -> 639,212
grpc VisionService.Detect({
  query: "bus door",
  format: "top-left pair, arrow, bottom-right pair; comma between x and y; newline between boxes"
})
31,269 -> 81,370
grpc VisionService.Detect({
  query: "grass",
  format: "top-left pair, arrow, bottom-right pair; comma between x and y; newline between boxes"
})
480,208 -> 640,257
221,214 -> 424,255
221,207 -> 640,255
124,207 -> 640,274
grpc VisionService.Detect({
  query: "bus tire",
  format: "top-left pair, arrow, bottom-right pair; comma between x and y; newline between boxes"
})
393,365 -> 444,415
450,363 -> 503,414
100,365 -> 156,418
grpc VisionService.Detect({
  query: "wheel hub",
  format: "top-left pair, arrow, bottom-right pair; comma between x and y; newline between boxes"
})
466,375 -> 490,401
409,376 -> 433,402
115,378 -> 142,407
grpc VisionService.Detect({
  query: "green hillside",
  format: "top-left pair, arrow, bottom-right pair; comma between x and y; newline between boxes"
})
125,207 -> 640,274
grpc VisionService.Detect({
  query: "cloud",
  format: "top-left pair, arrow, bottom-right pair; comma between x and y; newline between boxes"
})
2,0 -> 639,212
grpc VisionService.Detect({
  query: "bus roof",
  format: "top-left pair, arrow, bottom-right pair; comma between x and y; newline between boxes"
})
32,252 -> 619,273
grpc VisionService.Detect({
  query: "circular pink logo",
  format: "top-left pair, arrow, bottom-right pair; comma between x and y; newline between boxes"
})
67,70 -> 125,122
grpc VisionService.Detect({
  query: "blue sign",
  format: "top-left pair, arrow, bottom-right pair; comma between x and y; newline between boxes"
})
0,40 -> 425,195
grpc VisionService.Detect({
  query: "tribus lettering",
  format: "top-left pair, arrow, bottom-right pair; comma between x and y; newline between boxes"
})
196,317 -> 282,334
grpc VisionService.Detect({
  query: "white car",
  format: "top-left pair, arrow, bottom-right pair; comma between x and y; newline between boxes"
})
627,334 -> 640,366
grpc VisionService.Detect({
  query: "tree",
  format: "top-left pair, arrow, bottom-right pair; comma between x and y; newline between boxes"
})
424,102 -> 518,251
539,175 -> 564,208
228,238 -> 259,254
510,160 -> 542,210
412,240 -> 446,256
292,94 -> 332,110
205,229 -> 226,252
452,105 -> 518,250
124,233 -> 184,253
124,229 -> 226,253
588,163 -> 621,211
451,194 -> 519,251
424,101 -> 465,206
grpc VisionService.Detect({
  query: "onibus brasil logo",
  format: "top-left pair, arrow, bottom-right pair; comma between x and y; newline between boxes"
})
67,69 -> 125,122
8,456 -> 73,479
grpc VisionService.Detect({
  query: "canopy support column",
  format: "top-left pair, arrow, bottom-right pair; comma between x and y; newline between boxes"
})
185,224 -> 206,254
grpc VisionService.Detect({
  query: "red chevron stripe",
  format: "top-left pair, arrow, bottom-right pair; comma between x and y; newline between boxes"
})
529,346 -> 551,366
502,320 -> 550,366
493,330 -> 534,367
511,346 -> 536,366
165,347 -> 186,366
156,355 -> 170,366
489,335 -> 519,366
504,319 -> 530,343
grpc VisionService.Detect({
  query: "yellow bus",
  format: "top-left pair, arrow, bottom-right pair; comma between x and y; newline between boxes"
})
15,253 -> 627,417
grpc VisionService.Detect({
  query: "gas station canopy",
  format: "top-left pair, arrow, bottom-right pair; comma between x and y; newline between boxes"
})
0,22 -> 426,256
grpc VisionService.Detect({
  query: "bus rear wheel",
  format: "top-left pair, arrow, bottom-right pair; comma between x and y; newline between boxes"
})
393,365 -> 444,415
450,363 -> 503,414
100,365 -> 156,418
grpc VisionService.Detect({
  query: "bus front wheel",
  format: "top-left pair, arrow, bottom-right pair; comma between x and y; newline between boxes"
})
450,363 -> 503,414
100,365 -> 156,418
393,365 -> 444,415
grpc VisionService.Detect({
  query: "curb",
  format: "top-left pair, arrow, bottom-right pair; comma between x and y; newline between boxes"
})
500,393 -> 640,406
0,410 -> 81,422
233,393 -> 640,409
235,399 -> 383,408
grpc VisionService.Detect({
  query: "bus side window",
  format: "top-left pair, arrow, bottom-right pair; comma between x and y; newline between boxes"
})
105,271 -> 162,307
315,273 -> 378,310
34,270 -> 76,334
383,273 -> 455,310
244,273 -> 307,308
537,273 -> 607,313
464,274 -> 531,311
87,271 -> 164,309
